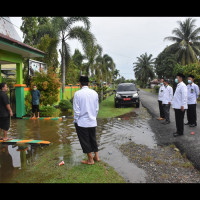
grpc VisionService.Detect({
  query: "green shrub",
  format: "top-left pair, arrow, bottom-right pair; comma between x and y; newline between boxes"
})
59,99 -> 73,111
40,105 -> 60,117
31,67 -> 61,106
154,85 -> 160,93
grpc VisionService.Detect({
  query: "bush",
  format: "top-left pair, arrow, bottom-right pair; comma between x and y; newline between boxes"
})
173,63 -> 200,86
30,67 -> 61,106
40,105 -> 60,117
154,85 -> 160,93
59,99 -> 73,111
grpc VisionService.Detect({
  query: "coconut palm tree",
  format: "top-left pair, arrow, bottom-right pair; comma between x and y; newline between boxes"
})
164,18 -> 200,65
51,17 -> 95,99
133,53 -> 155,88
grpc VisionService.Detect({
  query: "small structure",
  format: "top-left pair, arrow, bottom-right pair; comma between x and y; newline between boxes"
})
0,17 -> 45,118
150,79 -> 160,88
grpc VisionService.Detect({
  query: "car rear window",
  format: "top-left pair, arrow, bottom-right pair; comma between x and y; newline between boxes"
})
117,84 -> 136,92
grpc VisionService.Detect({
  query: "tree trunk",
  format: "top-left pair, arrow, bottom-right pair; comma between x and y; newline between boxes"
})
61,39 -> 66,100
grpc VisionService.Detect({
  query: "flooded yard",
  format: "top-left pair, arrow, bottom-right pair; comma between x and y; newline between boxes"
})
0,105 -> 157,183
1,105 -> 199,183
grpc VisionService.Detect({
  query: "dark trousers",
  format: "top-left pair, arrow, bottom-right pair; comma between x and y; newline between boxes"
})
187,104 -> 197,125
158,100 -> 165,118
75,123 -> 98,154
174,109 -> 185,135
163,104 -> 170,122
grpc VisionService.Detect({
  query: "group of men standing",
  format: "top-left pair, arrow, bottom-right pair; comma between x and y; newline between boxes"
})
158,73 -> 200,137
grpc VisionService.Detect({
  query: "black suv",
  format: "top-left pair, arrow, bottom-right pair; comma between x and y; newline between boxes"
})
114,83 -> 140,108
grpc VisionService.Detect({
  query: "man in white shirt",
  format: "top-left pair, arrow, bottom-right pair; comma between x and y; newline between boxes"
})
172,73 -> 187,137
157,78 -> 165,120
185,75 -> 199,127
161,79 -> 173,125
73,76 -> 100,165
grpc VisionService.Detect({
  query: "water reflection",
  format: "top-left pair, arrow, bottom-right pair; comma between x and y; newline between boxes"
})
0,107 -> 157,183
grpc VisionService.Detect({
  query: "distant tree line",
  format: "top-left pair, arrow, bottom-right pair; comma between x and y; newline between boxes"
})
133,18 -> 200,88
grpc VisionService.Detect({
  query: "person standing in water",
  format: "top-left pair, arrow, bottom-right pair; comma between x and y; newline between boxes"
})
0,83 -> 13,141
31,85 -> 40,119
73,76 -> 100,165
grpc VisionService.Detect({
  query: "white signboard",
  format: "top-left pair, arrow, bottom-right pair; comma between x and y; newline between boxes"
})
29,59 -> 47,76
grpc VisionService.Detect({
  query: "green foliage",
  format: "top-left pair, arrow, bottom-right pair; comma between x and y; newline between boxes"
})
133,52 -> 155,88
25,93 -> 32,116
36,34 -> 59,71
173,62 -> 200,85
65,59 -> 80,85
164,18 -> 200,65
30,67 -> 61,106
153,85 -> 160,94
39,105 -> 60,117
155,49 -> 178,79
59,99 -> 73,111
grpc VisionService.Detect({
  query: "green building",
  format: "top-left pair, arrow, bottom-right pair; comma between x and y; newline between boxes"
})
0,17 -> 45,118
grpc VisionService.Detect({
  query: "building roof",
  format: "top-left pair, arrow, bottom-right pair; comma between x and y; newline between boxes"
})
0,17 -> 22,42
0,17 -> 45,59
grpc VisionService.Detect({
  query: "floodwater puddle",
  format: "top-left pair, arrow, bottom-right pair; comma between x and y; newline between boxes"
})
0,106 -> 157,183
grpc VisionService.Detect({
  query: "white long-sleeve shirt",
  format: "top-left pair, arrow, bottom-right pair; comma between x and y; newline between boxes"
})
187,83 -> 199,105
73,86 -> 99,127
172,81 -> 188,109
162,85 -> 173,105
158,85 -> 165,101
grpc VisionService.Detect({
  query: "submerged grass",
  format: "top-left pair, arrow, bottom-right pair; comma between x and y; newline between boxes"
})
12,145 -> 125,183
97,94 -> 134,118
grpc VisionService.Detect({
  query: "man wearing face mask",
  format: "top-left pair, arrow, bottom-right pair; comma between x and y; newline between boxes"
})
185,75 -> 199,127
157,78 -> 165,120
172,73 -> 187,137
31,85 -> 41,119
161,79 -> 173,125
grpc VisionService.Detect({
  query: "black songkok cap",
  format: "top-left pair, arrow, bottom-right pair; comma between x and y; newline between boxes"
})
79,76 -> 89,83
177,73 -> 185,79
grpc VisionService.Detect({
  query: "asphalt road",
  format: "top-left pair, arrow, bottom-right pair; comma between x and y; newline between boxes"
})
139,89 -> 200,170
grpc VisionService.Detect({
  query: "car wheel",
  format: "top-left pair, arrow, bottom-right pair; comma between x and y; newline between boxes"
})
115,103 -> 119,108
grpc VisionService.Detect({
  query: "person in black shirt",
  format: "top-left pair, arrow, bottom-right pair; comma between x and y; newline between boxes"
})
0,83 -> 13,141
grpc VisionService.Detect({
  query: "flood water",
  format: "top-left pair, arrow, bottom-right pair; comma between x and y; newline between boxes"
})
0,106 -> 157,183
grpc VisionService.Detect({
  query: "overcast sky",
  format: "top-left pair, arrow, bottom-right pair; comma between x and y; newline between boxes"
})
10,17 -> 200,79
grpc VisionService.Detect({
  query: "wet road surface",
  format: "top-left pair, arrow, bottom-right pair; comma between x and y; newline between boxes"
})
140,89 -> 200,170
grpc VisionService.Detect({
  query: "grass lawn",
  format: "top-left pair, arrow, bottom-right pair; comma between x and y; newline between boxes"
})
97,94 -> 134,118
12,144 -> 125,183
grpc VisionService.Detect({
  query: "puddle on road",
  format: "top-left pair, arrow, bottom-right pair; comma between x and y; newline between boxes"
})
0,106 -> 157,183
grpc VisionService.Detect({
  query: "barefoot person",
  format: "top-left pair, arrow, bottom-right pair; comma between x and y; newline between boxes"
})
0,83 -> 13,141
73,76 -> 100,165
31,85 -> 40,119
